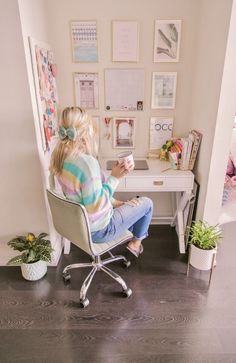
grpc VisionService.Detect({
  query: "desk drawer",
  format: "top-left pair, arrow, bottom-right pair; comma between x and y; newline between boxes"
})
125,176 -> 193,191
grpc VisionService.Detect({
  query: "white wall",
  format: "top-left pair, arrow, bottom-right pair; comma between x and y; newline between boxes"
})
47,0 -> 200,158
203,0 -> 236,224
18,0 -> 51,159
47,0 -> 234,222
0,0 -> 48,264
18,0 -> 64,264
188,0 -> 233,220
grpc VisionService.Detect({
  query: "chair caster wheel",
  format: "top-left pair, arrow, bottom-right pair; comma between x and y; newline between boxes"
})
80,298 -> 89,308
123,260 -> 131,268
123,288 -> 132,298
63,273 -> 71,282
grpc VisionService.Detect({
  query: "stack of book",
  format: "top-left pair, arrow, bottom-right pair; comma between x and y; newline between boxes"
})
168,130 -> 202,170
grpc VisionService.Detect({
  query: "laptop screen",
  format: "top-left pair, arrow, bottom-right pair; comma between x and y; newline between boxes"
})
106,159 -> 149,170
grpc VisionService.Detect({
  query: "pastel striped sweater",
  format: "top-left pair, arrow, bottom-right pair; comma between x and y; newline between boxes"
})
57,152 -> 119,232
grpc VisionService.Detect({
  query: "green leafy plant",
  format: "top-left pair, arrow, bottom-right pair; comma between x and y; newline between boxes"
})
159,139 -> 174,161
188,220 -> 223,250
7,233 -> 53,265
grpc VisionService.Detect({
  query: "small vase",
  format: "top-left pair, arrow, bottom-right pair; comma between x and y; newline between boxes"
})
21,260 -> 47,281
189,244 -> 216,271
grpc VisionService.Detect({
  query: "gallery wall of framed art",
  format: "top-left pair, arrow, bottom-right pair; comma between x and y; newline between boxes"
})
67,16 -> 182,158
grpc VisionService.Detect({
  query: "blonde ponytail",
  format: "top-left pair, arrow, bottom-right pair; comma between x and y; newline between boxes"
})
50,107 -> 98,175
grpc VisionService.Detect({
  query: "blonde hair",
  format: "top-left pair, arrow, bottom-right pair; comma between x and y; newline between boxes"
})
50,107 -> 98,175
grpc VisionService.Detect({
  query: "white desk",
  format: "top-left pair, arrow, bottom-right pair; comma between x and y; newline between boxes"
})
100,158 -> 195,254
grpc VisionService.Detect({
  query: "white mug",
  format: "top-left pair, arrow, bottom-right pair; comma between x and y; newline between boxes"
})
117,151 -> 135,170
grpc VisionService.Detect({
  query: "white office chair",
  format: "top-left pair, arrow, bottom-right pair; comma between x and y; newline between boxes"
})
46,189 -> 133,307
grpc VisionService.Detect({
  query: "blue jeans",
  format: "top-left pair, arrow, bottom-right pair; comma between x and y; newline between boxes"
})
91,197 -> 153,243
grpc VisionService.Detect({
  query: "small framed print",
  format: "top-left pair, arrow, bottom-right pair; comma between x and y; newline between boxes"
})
113,117 -> 136,148
112,20 -> 139,62
103,117 -> 113,140
151,72 -> 177,109
73,72 -> 99,109
70,20 -> 98,62
149,117 -> 173,150
153,20 -> 181,62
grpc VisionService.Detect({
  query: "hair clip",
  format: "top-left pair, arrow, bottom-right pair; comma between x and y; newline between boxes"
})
59,126 -> 77,141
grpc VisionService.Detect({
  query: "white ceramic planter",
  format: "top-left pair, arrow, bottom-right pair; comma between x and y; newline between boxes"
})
21,260 -> 47,281
189,244 -> 217,271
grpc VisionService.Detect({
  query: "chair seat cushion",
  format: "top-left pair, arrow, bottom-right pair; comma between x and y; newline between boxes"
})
91,230 -> 133,256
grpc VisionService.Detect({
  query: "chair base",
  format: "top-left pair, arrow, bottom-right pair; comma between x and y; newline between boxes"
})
62,251 -> 132,307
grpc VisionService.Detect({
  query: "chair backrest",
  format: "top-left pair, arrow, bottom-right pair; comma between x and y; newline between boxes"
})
46,189 -> 94,256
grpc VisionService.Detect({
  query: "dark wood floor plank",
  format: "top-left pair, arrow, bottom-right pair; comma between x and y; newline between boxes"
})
0,328 -> 223,361
0,225 -> 236,362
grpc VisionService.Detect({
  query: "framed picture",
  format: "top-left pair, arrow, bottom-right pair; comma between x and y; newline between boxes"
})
103,117 -> 113,140
153,20 -> 181,62
29,37 -> 59,152
151,72 -> 177,109
113,117 -> 136,148
74,72 -> 99,109
105,69 -> 145,111
70,20 -> 98,62
149,117 -> 173,150
112,20 -> 139,62
92,116 -> 100,150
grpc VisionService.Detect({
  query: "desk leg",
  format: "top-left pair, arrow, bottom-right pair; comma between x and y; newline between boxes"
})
171,192 -> 181,227
170,192 -> 178,227
176,210 -> 186,254
174,191 -> 192,254
63,238 -> 71,254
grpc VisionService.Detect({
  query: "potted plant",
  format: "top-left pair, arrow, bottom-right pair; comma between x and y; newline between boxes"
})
7,232 -> 53,281
187,220 -> 223,274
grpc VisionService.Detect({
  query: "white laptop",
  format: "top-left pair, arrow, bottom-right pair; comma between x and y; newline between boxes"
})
106,159 -> 149,170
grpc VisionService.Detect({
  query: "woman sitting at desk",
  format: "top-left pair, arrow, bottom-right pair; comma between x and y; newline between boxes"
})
50,107 -> 153,257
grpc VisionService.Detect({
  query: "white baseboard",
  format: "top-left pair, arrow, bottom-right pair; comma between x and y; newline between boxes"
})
151,216 -> 174,225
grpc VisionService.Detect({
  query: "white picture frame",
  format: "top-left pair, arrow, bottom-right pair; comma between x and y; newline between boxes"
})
73,72 -> 99,109
105,69 -> 145,111
70,20 -> 98,62
113,117 -> 136,148
151,72 -> 177,109
112,20 -> 139,62
153,20 -> 181,62
149,117 -> 173,150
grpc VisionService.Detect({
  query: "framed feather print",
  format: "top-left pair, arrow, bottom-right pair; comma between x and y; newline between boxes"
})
153,20 -> 181,62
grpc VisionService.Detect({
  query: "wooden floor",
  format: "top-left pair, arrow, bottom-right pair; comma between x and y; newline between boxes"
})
0,224 -> 236,363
